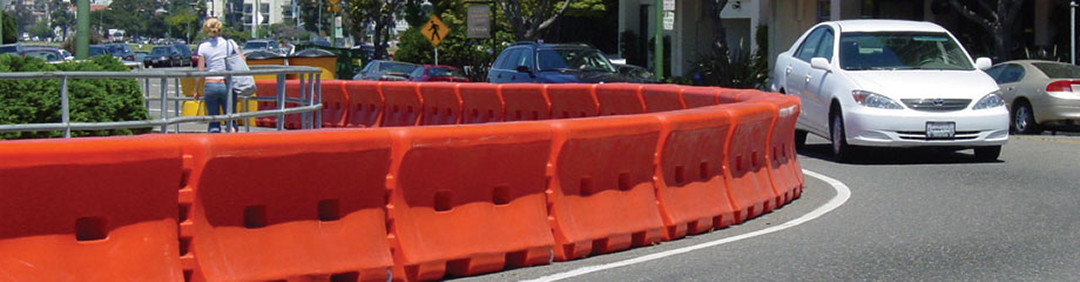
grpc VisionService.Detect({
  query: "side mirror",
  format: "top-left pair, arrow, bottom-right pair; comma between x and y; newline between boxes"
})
515,65 -> 532,73
975,57 -> 992,70
810,57 -> 831,71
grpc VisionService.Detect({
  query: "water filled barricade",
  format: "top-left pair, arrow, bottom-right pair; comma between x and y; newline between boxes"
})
0,136 -> 184,281
0,81 -> 803,281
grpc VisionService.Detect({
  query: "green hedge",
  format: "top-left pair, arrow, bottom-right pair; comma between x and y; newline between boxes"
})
0,55 -> 151,140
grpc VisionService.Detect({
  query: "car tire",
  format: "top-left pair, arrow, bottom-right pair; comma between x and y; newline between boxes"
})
795,129 -> 808,149
1011,100 -> 1041,135
974,145 -> 1002,162
830,111 -> 854,162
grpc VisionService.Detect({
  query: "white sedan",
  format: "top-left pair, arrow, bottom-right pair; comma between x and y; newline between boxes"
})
771,19 -> 1009,161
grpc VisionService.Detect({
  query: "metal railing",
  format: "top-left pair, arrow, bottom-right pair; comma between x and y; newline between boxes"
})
0,65 -> 324,138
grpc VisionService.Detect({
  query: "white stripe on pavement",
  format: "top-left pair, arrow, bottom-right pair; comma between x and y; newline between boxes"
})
522,169 -> 852,282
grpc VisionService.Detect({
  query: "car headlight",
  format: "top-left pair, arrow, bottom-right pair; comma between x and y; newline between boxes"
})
852,90 -> 903,109
973,90 -> 1005,110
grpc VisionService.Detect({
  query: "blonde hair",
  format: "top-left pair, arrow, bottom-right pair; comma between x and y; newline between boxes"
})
202,18 -> 223,37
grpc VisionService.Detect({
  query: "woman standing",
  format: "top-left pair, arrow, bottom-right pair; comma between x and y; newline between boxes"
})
194,18 -> 244,133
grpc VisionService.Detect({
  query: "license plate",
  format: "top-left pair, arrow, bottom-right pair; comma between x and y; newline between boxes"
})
926,122 -> 955,139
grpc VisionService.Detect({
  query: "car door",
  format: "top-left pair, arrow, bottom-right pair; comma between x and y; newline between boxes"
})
804,27 -> 836,134
491,48 -> 522,83
783,26 -> 829,133
995,64 -> 1025,105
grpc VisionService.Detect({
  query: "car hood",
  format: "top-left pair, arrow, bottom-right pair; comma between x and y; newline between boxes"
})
539,70 -> 645,84
845,70 -> 999,99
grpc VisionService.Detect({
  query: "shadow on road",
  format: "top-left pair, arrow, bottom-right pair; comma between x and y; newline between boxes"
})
796,143 -> 1002,165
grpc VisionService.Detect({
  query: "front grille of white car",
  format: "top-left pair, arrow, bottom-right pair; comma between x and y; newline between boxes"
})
900,99 -> 971,112
897,130 -> 981,141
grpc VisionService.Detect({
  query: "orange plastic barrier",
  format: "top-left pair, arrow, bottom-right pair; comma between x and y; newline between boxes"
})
547,84 -> 599,119
458,83 -> 504,124
681,86 -> 719,108
253,80 -> 306,129
418,82 -> 463,125
722,102 -> 781,222
381,82 -> 424,127
386,123 -> 556,281
546,115 -> 666,261
344,80 -> 385,128
717,89 -> 750,104
758,95 -> 805,204
595,83 -> 647,115
639,84 -> 684,113
653,108 -> 740,240
0,136 -> 184,281
321,80 -> 349,127
181,130 -> 395,281
501,84 -> 551,121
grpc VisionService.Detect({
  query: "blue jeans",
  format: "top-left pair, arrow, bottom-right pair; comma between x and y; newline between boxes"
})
203,82 -> 233,133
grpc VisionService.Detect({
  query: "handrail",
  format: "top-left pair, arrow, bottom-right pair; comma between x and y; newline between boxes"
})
0,65 -> 324,137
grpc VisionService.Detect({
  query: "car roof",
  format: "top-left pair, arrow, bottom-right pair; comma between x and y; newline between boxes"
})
832,19 -> 947,33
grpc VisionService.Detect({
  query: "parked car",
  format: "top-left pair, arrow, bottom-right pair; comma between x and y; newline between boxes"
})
243,39 -> 284,56
984,60 -> 1080,134
0,43 -> 26,55
353,60 -> 419,81
408,65 -> 471,82
19,47 -> 68,62
134,51 -> 150,63
488,42 -> 644,83
171,44 -> 194,67
58,49 -> 74,61
104,43 -> 136,62
770,19 -> 1008,161
144,45 -> 181,68
89,45 -> 108,58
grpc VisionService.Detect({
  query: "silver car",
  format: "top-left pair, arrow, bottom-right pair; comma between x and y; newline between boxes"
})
985,60 -> 1080,134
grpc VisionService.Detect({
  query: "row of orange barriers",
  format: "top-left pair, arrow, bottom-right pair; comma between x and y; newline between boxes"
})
0,81 -> 803,281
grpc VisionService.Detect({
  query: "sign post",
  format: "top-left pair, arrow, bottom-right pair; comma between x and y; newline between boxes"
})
420,15 -> 450,65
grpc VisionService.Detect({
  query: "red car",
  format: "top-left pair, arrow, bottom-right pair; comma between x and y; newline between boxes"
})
408,65 -> 471,82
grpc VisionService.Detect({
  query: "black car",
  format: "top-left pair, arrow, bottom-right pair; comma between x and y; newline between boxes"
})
171,44 -> 193,67
104,43 -> 136,62
0,43 -> 26,55
144,45 -> 181,68
488,42 -> 645,83
353,60 -> 419,81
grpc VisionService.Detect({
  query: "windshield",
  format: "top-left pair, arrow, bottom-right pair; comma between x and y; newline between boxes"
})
1032,62 -> 1080,79
89,47 -> 106,56
381,63 -> 418,74
429,67 -> 465,78
839,32 -> 973,71
174,45 -> 192,56
150,47 -> 171,56
537,48 -> 616,73
244,42 -> 268,50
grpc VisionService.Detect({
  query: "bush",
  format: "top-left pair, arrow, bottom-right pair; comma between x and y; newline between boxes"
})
0,55 -> 151,140
683,25 -> 769,89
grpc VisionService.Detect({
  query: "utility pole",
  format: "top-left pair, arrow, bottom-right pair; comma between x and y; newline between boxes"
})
1,0 -> 5,44
251,0 -> 259,38
654,0 -> 664,79
1072,1 -> 1077,64
76,0 -> 89,59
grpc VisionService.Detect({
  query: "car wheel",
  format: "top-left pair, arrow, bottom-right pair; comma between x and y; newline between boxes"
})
830,111 -> 853,162
794,129 -> 808,149
1011,101 -> 1041,135
974,145 -> 1002,162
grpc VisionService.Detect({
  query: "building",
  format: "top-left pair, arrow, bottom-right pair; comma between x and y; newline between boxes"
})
619,0 -> 1061,78
209,0 -> 296,32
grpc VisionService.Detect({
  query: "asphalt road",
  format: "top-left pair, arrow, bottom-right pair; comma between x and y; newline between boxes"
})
461,132 -> 1080,281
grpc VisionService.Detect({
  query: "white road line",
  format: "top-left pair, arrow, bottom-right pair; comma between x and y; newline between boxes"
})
522,169 -> 852,282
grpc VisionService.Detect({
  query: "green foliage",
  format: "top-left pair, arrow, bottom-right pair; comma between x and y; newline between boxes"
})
683,25 -> 769,89
0,55 -> 151,140
394,4 -> 517,82
2,12 -> 15,44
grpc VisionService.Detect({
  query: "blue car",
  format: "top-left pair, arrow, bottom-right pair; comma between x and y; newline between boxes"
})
488,42 -> 643,83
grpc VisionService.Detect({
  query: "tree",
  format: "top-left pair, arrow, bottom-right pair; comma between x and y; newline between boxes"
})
300,0 -> 335,36
348,0 -> 406,59
947,0 -> 1024,60
29,21 -> 52,40
496,0 -> 569,41
50,0 -> 75,40
2,12 -> 15,43
708,0 -> 730,55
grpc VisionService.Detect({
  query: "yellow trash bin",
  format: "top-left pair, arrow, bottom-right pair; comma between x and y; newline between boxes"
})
287,49 -> 338,80
181,97 -> 259,126
245,50 -> 288,81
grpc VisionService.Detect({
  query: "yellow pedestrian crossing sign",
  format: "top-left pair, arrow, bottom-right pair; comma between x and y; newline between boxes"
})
420,15 -> 450,46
